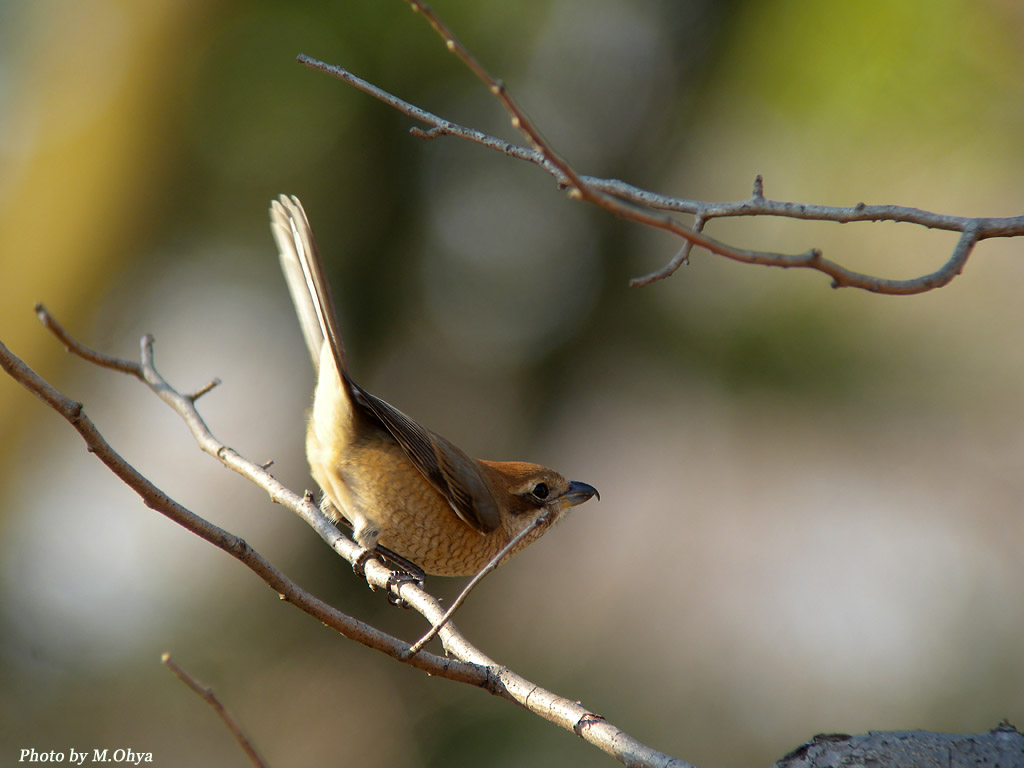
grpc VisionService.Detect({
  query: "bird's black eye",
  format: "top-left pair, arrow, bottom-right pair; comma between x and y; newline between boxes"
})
531,482 -> 549,501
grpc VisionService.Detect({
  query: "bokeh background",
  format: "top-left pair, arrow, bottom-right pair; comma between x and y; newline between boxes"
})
2,1 -> 1023,766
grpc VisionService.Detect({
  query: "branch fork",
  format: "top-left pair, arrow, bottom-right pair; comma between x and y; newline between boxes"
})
0,306 -> 687,768
295,2 -> 1020,297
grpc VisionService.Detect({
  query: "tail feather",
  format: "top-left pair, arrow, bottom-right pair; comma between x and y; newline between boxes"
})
269,195 -> 347,375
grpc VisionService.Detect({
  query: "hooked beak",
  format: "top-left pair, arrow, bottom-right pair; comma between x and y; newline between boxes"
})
558,480 -> 599,509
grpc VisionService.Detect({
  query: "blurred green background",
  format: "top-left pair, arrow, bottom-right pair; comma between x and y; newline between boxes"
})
2,1 -> 1024,766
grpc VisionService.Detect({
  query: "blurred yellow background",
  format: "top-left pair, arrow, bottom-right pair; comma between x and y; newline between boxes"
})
2,1 -> 1023,767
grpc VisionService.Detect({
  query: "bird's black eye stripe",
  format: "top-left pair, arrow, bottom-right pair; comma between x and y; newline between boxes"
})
531,482 -> 549,501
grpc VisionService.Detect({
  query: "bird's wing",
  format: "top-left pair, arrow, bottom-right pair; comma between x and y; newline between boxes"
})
347,376 -> 502,535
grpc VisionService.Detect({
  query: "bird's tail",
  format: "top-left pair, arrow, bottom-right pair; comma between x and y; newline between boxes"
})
269,195 -> 347,375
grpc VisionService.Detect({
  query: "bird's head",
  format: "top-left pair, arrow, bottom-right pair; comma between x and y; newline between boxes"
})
480,460 -> 598,535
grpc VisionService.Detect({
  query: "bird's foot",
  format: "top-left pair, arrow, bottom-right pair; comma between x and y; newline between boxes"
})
385,571 -> 423,608
375,546 -> 425,607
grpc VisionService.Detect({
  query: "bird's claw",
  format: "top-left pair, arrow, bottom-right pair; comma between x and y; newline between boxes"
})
386,570 -> 424,608
351,548 -> 374,581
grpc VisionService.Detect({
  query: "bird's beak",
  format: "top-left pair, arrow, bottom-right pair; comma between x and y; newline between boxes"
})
558,480 -> 599,509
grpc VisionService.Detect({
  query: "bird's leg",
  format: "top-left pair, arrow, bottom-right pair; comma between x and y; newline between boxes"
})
315,495 -> 385,583
375,545 -> 426,586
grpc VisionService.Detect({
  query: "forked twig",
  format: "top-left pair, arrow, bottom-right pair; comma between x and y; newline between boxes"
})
15,307 -> 487,685
295,1 -> 1021,296
0,309 -> 691,768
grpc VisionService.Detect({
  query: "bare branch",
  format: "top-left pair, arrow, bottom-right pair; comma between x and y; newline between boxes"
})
1,316 -> 485,687
2,310 -> 693,768
297,53 -> 803,278
161,653 -> 269,768
295,7 -> 1023,297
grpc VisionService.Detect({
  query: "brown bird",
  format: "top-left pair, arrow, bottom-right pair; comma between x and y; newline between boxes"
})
269,195 -> 598,577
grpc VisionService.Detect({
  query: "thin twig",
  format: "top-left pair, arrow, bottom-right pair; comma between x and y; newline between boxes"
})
162,653 -> 269,768
188,378 -> 221,402
632,214 -> 705,287
35,303 -> 143,377
405,510 -> 552,658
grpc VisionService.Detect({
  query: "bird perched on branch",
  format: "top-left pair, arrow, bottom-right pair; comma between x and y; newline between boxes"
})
269,195 -> 598,577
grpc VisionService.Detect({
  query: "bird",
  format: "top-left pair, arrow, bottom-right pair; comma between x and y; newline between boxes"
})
269,194 -> 598,578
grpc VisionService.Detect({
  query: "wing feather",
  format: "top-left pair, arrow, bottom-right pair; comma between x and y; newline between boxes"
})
346,376 -> 501,534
